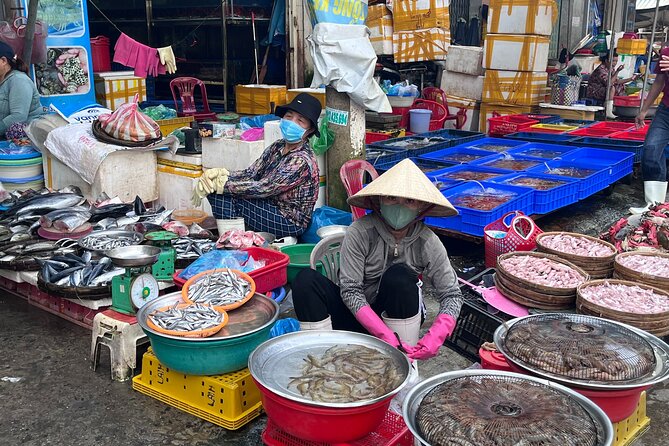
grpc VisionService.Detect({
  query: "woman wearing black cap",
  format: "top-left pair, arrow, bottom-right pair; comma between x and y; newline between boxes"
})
196,92 -> 322,237
0,41 -> 44,140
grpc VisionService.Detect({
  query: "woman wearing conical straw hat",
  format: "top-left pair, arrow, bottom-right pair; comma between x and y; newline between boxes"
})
293,159 -> 463,360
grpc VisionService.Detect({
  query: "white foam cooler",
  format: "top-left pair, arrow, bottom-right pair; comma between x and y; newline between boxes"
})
202,138 -> 265,171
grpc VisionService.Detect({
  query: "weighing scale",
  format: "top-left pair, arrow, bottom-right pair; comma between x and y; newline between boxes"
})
144,231 -> 178,281
107,245 -> 162,315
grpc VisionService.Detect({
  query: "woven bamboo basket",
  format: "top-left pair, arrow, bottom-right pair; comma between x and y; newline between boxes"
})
536,232 -> 616,279
37,272 -> 111,300
613,251 -> 669,293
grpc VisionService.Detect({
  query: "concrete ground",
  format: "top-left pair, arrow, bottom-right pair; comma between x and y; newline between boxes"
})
1,180 -> 669,446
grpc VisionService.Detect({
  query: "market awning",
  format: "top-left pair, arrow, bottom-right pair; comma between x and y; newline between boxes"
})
637,0 -> 669,10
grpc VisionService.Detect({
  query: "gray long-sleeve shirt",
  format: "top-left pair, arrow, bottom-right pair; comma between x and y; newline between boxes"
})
0,70 -> 44,136
339,213 -> 463,319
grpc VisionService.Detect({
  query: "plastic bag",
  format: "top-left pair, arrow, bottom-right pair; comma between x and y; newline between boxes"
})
178,250 -> 250,280
239,114 -> 279,130
310,119 -> 335,156
141,104 -> 177,121
301,206 -> 352,243
269,318 -> 301,338
240,128 -> 264,141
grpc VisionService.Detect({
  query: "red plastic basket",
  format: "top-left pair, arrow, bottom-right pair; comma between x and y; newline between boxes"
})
487,115 -> 539,137
568,127 -> 616,137
261,411 -> 414,446
483,211 -> 542,268
610,125 -> 649,141
589,121 -> 636,132
172,247 -> 289,294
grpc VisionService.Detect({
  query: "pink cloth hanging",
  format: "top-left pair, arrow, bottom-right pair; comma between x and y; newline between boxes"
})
113,33 -> 167,78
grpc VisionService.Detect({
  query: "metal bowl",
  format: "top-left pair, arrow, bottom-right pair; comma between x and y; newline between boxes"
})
106,245 -> 161,267
316,225 -> 349,239
403,370 -> 614,446
78,229 -> 144,253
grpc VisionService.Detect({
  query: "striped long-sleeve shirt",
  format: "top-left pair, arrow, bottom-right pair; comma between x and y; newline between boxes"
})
224,139 -> 320,228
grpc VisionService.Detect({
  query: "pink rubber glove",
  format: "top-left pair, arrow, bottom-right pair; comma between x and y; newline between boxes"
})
355,306 -> 414,353
408,314 -> 456,361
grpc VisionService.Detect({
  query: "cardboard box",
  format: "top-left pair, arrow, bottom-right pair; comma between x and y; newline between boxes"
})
440,70 -> 484,101
479,102 -> 538,133
483,34 -> 550,72
444,94 -> 480,132
393,28 -> 450,63
235,84 -> 287,115
286,88 -> 326,109
367,5 -> 394,55
94,71 -> 146,111
444,45 -> 484,76
487,0 -> 556,36
482,70 -> 548,105
391,0 -> 449,32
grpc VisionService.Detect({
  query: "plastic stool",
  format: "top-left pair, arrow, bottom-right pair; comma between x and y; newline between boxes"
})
90,309 -> 149,382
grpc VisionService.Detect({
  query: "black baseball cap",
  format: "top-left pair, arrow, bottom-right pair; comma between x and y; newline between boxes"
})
275,93 -> 322,137
0,41 -> 15,61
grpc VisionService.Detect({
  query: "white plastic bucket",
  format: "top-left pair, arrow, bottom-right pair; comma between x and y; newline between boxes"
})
216,218 -> 245,234
409,109 -> 432,134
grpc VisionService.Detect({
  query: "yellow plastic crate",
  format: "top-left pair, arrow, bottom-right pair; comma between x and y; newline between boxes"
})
132,348 -> 263,430
286,88 -> 326,109
236,84 -> 287,115
613,391 -> 651,446
529,124 -> 580,133
156,117 -> 194,136
618,39 -> 647,56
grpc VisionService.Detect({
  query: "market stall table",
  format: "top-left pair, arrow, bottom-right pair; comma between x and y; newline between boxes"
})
538,103 -> 604,121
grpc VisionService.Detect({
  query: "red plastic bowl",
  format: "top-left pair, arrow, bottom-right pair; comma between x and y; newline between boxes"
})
479,348 -> 514,372
254,379 -> 392,443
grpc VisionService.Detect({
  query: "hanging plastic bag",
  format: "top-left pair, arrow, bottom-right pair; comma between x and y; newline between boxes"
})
310,118 -> 335,156
0,18 -> 48,64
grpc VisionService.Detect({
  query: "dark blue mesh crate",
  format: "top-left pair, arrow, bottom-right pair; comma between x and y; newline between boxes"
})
527,160 -> 609,199
422,129 -> 485,146
569,137 -> 644,163
369,134 -> 453,157
504,132 -> 578,144
490,172 -> 581,214
374,157 -> 455,175
365,146 -> 407,167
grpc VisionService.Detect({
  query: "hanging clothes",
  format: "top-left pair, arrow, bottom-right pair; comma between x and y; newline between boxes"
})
466,16 -> 481,47
453,18 -> 468,45
113,33 -> 166,78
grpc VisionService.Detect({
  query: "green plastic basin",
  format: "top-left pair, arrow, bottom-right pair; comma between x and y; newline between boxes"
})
280,244 -> 324,284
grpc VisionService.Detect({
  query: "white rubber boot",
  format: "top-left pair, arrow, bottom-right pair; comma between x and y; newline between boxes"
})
630,181 -> 668,215
605,101 -> 616,119
299,316 -> 332,331
382,311 -> 421,345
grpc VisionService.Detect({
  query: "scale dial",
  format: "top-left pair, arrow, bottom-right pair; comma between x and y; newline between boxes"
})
130,273 -> 160,309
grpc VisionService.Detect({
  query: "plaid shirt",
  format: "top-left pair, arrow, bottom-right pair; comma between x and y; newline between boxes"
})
224,139 -> 319,228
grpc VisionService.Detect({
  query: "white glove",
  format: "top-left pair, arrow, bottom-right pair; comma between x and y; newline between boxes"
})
192,168 -> 229,206
157,46 -> 177,74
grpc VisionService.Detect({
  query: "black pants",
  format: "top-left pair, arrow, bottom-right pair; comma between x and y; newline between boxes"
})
292,263 -> 421,332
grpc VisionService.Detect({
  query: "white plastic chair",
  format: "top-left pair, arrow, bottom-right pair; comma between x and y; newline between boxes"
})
310,233 -> 345,285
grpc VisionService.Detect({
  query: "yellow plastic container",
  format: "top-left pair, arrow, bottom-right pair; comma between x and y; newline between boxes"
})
132,348 -> 263,430
286,88 -> 326,109
156,117 -> 194,136
618,39 -> 648,56
613,391 -> 650,446
235,85 -> 287,115
529,124 -> 580,133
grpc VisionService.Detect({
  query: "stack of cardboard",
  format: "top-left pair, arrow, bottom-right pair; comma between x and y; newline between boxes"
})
367,4 -> 394,56
439,46 -> 485,131
479,0 -> 555,132
391,0 -> 450,63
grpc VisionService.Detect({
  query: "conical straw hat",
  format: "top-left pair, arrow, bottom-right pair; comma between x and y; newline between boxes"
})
347,159 -> 458,217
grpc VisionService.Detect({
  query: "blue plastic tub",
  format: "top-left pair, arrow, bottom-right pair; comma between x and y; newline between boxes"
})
559,148 -> 635,184
470,154 -> 546,171
420,147 -> 497,164
490,173 -> 581,214
422,128 -> 485,145
568,137 -> 644,163
366,146 -> 407,166
374,157 -> 455,175
428,164 -> 512,183
527,160 -> 609,200
461,137 -> 529,154
506,142 -> 579,160
504,132 -> 578,144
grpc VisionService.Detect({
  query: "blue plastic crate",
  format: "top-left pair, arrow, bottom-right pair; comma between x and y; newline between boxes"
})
506,142 -> 579,160
490,173 -> 581,215
428,164 -> 513,183
423,128 -> 485,145
470,154 -> 546,171
369,134 -> 453,157
374,157 -> 455,175
420,147 -> 498,164
569,137 -> 644,163
365,146 -> 407,166
527,160 -> 610,200
461,137 -> 530,154
504,132 -> 578,144
559,148 -> 635,184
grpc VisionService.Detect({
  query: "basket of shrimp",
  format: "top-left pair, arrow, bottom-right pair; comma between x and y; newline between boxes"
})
182,268 -> 256,311
147,302 -> 229,338
536,232 -> 617,279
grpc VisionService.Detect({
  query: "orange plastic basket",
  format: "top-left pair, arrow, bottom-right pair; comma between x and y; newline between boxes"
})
181,268 -> 256,311
147,303 -> 229,338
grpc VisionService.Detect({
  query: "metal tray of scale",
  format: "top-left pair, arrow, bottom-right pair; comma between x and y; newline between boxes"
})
494,313 -> 669,390
78,229 -> 144,253
106,245 -> 161,267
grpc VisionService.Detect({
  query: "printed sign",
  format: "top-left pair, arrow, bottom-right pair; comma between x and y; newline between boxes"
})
326,107 -> 349,126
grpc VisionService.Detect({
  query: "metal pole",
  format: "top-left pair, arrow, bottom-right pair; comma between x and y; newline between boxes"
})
639,0 -> 662,115
604,0 -> 618,117
21,0 -> 38,65
222,0 -> 228,112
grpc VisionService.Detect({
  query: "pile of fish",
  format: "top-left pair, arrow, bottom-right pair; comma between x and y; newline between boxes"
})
617,254 -> 669,277
485,158 -> 541,171
579,282 -> 669,314
0,240 -> 79,267
39,206 -> 91,233
149,303 -> 224,335
217,230 -> 265,249
39,253 -> 124,287
499,255 -> 586,288
288,345 -> 403,403
161,221 -> 212,238
540,234 -> 615,257
506,176 -> 567,191
173,237 -> 216,260
186,269 -> 252,307
452,188 -> 516,211
416,376 -> 599,446
79,231 -> 143,251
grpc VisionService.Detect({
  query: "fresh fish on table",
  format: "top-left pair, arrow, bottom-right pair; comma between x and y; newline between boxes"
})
79,232 -> 143,251
149,303 -> 224,333
52,211 -> 92,232
163,220 -> 189,237
3,193 -> 85,217
173,237 -> 216,260
186,269 -> 251,307
89,203 -> 133,222
142,209 -> 173,226
58,185 -> 82,195
41,255 -> 124,287
39,206 -> 90,227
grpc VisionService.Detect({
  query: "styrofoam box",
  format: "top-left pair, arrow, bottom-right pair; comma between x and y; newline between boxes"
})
444,94 -> 480,132
264,120 -> 282,146
157,166 -> 212,214
202,138 -> 265,170
483,34 -> 550,72
42,149 -> 158,203
487,0 -> 554,36
444,46 -> 484,76
157,151 -> 203,167
440,70 -> 484,101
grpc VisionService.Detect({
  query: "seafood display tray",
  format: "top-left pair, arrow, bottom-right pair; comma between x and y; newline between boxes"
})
365,146 -> 407,167
261,410 -> 414,446
568,137 -> 644,164
374,157 -> 455,176
419,147 -> 497,165
527,160 -> 610,200
470,153 -> 546,171
490,173 -> 580,215
369,136 -> 452,158
559,148 -> 635,185
462,136 -> 529,153
504,131 -> 578,144
428,164 -> 511,185
506,142 -> 579,160
132,349 -> 262,430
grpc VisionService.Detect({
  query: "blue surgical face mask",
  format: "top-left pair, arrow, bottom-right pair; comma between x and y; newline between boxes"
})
379,202 -> 420,230
280,119 -> 307,143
